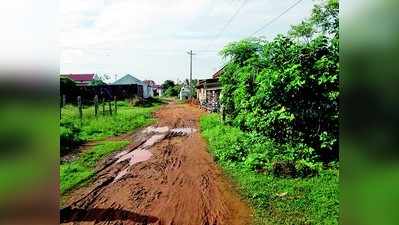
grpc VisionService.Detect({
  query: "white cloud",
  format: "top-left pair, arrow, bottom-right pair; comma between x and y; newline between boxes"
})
61,0 -> 314,84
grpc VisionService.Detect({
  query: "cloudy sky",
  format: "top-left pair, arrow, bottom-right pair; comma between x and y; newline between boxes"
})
60,0 -> 314,84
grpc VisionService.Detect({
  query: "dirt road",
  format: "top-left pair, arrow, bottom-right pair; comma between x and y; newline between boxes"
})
61,102 -> 252,225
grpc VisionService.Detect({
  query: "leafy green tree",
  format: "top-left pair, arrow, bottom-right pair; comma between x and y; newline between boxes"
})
289,21 -> 315,43
161,80 -> 181,97
161,80 -> 175,90
219,0 -> 339,162
289,0 -> 339,41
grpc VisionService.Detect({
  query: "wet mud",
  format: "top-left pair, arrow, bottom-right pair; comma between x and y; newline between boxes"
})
61,102 -> 252,225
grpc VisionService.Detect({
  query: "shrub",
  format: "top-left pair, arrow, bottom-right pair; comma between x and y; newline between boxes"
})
201,114 -> 322,177
201,114 -> 250,161
272,160 -> 297,178
295,159 -> 322,178
244,152 -> 268,171
60,121 -> 84,156
219,0 -> 339,163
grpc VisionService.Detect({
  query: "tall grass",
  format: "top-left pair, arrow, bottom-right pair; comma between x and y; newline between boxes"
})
200,114 -> 339,224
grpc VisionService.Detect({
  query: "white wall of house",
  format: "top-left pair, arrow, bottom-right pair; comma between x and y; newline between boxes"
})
143,84 -> 154,98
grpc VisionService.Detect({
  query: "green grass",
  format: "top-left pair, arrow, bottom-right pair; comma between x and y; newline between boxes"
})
222,162 -> 338,225
60,98 -> 164,195
60,141 -> 129,194
60,99 -> 163,155
61,100 -> 161,141
200,114 -> 339,225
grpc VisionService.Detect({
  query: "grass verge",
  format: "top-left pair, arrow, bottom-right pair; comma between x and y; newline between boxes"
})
60,98 -> 164,155
60,140 -> 129,195
200,114 -> 339,225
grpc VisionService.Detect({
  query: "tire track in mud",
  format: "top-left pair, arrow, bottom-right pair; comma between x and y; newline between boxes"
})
61,102 -> 252,225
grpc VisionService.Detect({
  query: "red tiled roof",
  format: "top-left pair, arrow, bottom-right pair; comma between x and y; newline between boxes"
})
62,74 -> 94,82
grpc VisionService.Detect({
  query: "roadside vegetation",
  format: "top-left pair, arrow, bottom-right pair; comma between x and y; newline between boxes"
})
202,0 -> 339,224
60,141 -> 129,194
60,97 -> 165,195
201,115 -> 338,224
60,98 -> 164,156
161,79 -> 198,98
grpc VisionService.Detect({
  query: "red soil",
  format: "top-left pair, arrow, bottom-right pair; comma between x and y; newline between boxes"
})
61,102 -> 252,225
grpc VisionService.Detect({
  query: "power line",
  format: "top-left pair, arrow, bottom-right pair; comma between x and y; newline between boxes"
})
206,0 -> 249,50
250,0 -> 305,37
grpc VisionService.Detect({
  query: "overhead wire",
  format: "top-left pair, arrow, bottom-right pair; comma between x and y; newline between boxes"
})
250,0 -> 305,36
205,0 -> 249,50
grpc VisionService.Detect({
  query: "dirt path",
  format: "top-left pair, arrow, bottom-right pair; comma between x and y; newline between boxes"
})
61,102 -> 252,225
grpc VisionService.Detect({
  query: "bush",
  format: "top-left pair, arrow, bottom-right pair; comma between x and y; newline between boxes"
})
60,121 -> 84,156
271,160 -> 297,178
200,114 -> 338,224
200,114 -> 323,177
244,152 -> 268,171
219,0 -> 339,163
201,120 -> 248,162
295,159 -> 322,178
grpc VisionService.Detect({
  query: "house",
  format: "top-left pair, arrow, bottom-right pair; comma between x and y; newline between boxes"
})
179,86 -> 192,100
143,80 -> 156,87
144,80 -> 163,96
61,74 -> 94,86
152,84 -> 163,96
113,74 -> 153,98
196,67 -> 223,112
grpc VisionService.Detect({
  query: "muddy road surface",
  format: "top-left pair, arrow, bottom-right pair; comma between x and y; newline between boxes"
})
61,102 -> 252,225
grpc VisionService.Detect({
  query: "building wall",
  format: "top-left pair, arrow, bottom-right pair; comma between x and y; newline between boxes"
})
143,84 -> 154,98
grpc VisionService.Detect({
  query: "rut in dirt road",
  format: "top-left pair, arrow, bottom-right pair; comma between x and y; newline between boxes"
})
61,102 -> 252,225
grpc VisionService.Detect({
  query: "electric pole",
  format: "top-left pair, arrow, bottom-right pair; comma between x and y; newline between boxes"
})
186,50 -> 196,87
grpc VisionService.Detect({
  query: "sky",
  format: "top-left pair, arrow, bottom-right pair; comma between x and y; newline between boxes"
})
60,0 -> 315,84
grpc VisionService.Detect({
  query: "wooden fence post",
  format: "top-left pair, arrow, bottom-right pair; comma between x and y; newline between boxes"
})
94,95 -> 98,117
77,96 -> 83,126
108,101 -> 112,116
102,98 -> 105,115
114,96 -> 117,115
62,94 -> 66,108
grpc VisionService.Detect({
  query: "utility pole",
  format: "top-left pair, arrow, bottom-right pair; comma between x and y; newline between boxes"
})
186,50 -> 196,86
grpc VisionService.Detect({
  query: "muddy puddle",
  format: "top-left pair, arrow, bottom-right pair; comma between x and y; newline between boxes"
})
113,126 -> 196,181
61,102 -> 252,225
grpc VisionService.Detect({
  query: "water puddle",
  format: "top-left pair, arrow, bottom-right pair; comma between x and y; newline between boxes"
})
143,126 -> 169,134
169,128 -> 197,136
114,148 -> 153,181
113,126 -> 197,181
142,134 -> 167,148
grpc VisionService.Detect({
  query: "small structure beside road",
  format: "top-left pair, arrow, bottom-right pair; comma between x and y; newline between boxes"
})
179,86 -> 192,100
196,67 -> 224,112
113,74 -> 154,99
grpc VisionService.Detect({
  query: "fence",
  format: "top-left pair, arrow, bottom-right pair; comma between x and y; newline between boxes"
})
61,94 -> 127,125
60,84 -> 143,106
